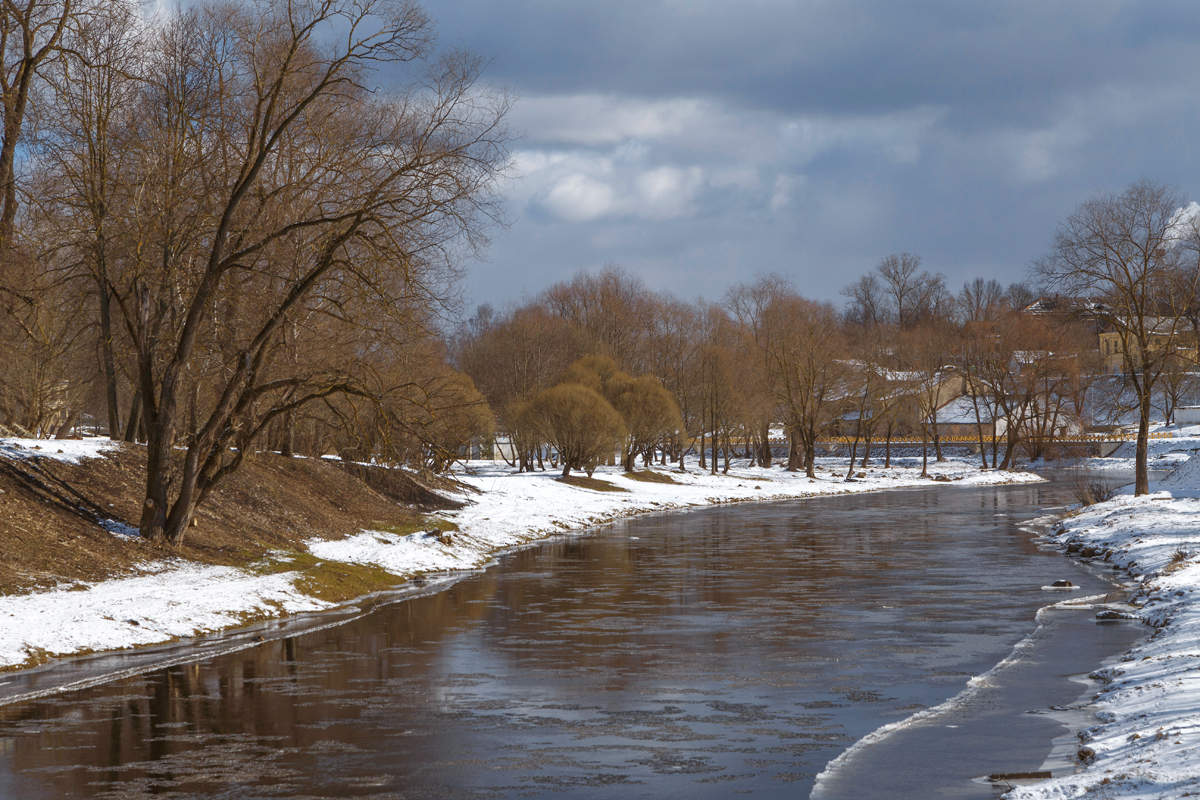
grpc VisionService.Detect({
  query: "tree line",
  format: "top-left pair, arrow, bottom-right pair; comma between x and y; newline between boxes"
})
456,182 -> 1200,498
454,261 -> 1097,480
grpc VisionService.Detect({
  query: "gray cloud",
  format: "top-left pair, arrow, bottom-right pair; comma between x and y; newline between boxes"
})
415,0 -> 1200,310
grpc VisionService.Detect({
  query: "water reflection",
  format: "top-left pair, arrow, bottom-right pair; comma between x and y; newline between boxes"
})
0,479 -> 1140,798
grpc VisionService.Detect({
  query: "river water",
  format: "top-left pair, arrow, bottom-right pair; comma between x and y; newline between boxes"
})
0,476 -> 1144,799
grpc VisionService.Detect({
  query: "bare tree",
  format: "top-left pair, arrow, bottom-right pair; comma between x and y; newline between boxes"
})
34,0 -> 143,439
958,277 -> 1006,323
1037,180 -> 1200,494
80,0 -> 509,542
841,271 -> 886,328
762,295 -> 845,477
877,252 -> 948,328
0,0 -> 75,246
726,274 -> 789,466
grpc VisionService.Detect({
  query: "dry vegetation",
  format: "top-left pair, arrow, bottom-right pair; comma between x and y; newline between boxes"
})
555,475 -> 629,493
0,446 -> 445,596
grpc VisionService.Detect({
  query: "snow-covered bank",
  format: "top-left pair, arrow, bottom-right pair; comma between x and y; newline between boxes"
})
309,458 -> 1041,576
1007,458 -> 1200,800
0,451 -> 1039,673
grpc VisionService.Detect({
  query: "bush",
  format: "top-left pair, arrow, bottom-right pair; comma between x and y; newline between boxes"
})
523,383 -> 625,477
1072,474 -> 1116,506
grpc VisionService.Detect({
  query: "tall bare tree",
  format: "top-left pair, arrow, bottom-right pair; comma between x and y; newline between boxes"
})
1038,180 -> 1200,494
81,0 -> 509,542
0,0 -> 75,247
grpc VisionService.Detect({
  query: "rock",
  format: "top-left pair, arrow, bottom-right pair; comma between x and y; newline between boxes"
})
1052,579 -> 1074,588
987,771 -> 1053,782
1096,609 -> 1138,621
1077,746 -> 1096,764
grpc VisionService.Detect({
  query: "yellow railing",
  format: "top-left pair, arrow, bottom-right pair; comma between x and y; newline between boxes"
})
815,432 -> 1174,445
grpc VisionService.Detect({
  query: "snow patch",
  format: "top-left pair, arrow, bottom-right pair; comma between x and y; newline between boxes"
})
0,437 -> 119,464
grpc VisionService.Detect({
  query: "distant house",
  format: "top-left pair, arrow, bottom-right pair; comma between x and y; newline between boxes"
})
932,394 -> 995,438
931,392 -> 1083,440
1097,320 -> 1199,373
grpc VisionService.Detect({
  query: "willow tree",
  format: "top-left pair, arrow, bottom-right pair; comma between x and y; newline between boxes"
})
89,0 -> 506,542
1038,181 -> 1200,495
523,383 -> 625,478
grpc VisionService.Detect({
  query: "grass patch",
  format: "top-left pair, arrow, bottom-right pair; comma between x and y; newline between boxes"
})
248,550 -> 407,603
623,470 -> 678,484
1165,549 -> 1192,575
556,475 -> 630,493
370,514 -> 458,536
291,558 -> 406,603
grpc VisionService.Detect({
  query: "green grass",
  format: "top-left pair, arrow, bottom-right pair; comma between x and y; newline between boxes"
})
248,550 -> 407,603
556,475 -> 629,492
292,560 -> 407,603
623,470 -> 678,484
370,514 -> 458,535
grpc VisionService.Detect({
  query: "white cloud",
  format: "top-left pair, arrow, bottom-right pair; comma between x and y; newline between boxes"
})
543,173 -> 616,222
505,91 -> 946,224
634,166 -> 705,219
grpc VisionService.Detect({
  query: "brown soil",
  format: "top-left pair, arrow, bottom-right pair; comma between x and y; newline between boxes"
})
556,475 -> 629,492
623,470 -> 679,484
0,444 -> 449,596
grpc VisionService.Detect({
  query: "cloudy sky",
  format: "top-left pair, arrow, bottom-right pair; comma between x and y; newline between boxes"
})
417,0 -> 1200,313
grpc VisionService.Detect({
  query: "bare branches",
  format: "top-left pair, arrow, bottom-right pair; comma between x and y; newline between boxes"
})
1037,180 -> 1200,493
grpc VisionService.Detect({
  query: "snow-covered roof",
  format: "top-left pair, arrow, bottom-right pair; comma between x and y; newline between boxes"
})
934,395 -> 994,424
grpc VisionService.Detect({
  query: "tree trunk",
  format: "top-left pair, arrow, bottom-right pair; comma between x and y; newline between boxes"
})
280,408 -> 295,457
98,287 -> 121,439
971,395 -> 987,469
846,433 -> 859,480
787,426 -> 801,471
920,422 -> 929,477
123,391 -> 142,442
561,461 -> 570,478
54,412 -> 77,439
710,426 -> 717,475
1135,390 -> 1151,495
139,430 -> 172,540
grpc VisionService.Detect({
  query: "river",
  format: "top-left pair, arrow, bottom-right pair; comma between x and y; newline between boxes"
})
0,475 -> 1144,798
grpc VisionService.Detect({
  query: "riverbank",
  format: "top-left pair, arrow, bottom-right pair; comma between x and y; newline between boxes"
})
0,437 -> 1041,674
1008,457 -> 1200,800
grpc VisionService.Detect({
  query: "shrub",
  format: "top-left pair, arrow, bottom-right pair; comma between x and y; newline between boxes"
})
1072,475 -> 1116,506
523,383 -> 625,477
